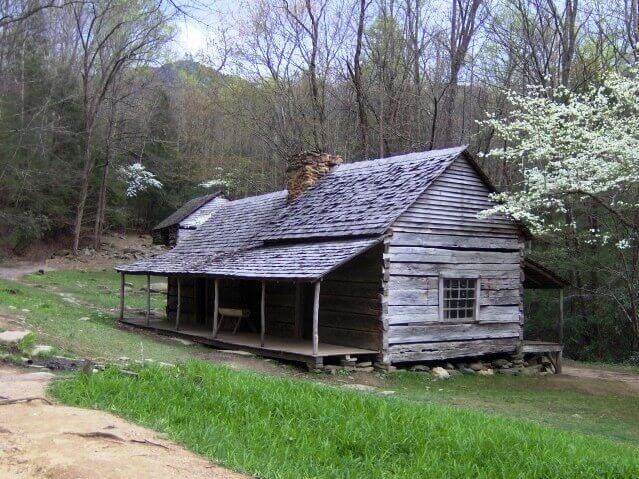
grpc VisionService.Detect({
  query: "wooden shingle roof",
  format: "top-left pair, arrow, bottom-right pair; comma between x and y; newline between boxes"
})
118,146 -> 470,280
262,146 -> 466,242
152,192 -> 223,231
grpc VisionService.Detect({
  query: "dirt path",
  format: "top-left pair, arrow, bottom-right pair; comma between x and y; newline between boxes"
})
0,366 -> 249,479
561,364 -> 639,393
0,261 -> 47,281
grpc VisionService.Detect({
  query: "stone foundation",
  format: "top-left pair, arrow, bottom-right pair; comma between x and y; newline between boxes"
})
315,352 -> 558,376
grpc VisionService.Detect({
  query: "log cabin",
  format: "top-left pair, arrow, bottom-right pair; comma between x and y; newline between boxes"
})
118,147 -> 567,369
151,192 -> 226,247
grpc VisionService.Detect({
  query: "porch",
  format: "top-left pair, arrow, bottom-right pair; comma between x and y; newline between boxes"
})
120,315 -> 377,367
523,259 -> 569,372
117,244 -> 384,368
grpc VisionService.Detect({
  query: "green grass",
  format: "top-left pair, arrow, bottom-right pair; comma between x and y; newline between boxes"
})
0,276 -> 207,363
50,361 -> 639,479
23,270 -> 165,312
386,372 -> 639,446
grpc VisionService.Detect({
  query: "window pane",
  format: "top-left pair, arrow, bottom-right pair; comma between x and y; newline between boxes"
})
442,278 -> 477,321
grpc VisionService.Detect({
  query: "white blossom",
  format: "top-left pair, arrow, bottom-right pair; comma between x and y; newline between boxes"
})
478,67 -> 639,237
119,163 -> 162,198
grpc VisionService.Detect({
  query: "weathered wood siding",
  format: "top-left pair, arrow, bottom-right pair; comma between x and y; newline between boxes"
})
319,245 -> 383,350
385,155 -> 525,363
165,250 -> 383,352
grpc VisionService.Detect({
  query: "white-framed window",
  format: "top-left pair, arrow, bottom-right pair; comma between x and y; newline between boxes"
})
438,276 -> 481,322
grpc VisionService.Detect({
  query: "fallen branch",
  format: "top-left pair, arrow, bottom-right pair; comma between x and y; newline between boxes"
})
0,396 -> 52,406
130,438 -> 170,450
67,431 -> 170,450
66,431 -> 125,442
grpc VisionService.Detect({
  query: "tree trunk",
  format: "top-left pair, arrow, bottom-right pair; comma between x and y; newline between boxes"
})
72,127 -> 93,255
93,100 -> 118,250
347,0 -> 370,159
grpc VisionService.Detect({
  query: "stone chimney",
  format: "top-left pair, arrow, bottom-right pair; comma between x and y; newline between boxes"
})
286,151 -> 343,201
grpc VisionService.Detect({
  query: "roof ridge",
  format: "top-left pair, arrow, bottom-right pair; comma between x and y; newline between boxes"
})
152,191 -> 224,231
336,145 -> 467,171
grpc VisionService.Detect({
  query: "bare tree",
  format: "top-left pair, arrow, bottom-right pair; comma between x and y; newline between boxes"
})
442,0 -> 483,147
70,0 -> 171,254
346,0 -> 372,158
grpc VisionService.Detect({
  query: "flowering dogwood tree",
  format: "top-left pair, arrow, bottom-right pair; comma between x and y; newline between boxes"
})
480,69 -> 639,354
480,72 -> 639,238
120,163 -> 163,198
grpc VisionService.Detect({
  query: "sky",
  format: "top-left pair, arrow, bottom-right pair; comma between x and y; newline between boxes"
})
172,0 -> 239,58
175,20 -> 208,56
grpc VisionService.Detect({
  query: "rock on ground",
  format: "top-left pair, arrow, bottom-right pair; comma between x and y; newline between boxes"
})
31,344 -> 53,356
0,330 -> 31,346
431,367 -> 450,380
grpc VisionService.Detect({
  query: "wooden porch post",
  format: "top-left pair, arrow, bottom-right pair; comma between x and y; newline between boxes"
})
212,278 -> 219,337
312,281 -> 321,356
260,281 -> 266,347
559,288 -> 564,345
119,273 -> 125,321
176,278 -> 181,331
146,273 -> 151,326
557,288 -> 564,374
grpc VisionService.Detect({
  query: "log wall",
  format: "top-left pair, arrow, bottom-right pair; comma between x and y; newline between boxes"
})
165,251 -> 383,352
385,155 -> 525,363
318,245 -> 383,350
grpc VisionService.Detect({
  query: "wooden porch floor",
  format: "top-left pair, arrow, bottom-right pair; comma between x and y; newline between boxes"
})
522,340 -> 563,353
120,317 -> 378,365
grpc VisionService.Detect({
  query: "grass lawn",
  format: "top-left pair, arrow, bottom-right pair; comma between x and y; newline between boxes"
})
386,371 -> 639,446
0,273 -> 208,363
4,269 -> 639,476
50,361 -> 639,479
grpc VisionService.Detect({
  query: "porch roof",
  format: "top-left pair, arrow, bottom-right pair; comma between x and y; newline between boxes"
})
116,237 -> 382,281
523,258 -> 569,289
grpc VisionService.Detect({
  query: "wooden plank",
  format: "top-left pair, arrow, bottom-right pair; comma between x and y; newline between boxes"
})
320,280 -> 380,299
389,262 -> 521,278
319,310 -> 379,332
387,288 -> 437,306
387,276 -> 435,290
388,247 -> 520,264
481,289 -> 521,306
387,305 -> 520,325
260,281 -> 266,347
479,305 -> 520,322
401,208 -> 515,227
392,224 -> 520,238
319,294 -> 381,315
313,282 -> 320,356
389,338 -> 519,362
394,219 -> 517,235
522,341 -> 563,353
318,325 -> 380,350
119,273 -> 125,321
388,322 -> 520,344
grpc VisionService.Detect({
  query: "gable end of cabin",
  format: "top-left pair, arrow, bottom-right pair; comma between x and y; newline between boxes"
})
382,153 -> 525,364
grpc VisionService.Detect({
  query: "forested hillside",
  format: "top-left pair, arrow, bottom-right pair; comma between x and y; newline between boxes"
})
1,0 -> 639,362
